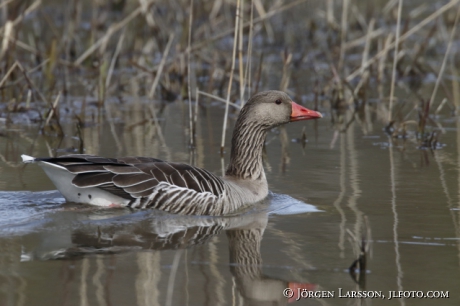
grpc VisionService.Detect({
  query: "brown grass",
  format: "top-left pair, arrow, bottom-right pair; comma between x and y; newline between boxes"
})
0,0 -> 458,153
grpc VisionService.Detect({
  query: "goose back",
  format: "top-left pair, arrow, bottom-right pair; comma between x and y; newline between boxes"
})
33,154 -> 255,215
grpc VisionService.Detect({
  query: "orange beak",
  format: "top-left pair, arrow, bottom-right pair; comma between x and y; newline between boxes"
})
287,282 -> 318,303
290,101 -> 322,122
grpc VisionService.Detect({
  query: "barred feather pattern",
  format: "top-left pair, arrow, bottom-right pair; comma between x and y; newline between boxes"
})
226,112 -> 269,180
33,104 -> 272,216
36,154 -> 263,216
71,222 -> 225,252
25,91 -> 311,215
227,228 -> 264,279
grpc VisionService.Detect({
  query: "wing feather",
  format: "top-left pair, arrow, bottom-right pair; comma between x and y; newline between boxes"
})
123,179 -> 159,193
38,154 -> 225,207
182,170 -> 203,193
98,183 -> 132,199
130,188 -> 156,198
117,156 -> 163,164
148,164 -> 168,182
103,165 -> 143,174
66,164 -> 107,174
169,171 -> 188,189
190,168 -> 215,194
112,173 -> 154,188
72,173 -> 115,187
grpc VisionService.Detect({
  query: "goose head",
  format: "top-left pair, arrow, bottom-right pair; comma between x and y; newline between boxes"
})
228,90 -> 323,179
240,90 -> 322,128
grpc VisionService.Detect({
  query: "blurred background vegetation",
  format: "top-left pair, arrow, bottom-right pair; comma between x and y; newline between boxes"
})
0,0 -> 459,151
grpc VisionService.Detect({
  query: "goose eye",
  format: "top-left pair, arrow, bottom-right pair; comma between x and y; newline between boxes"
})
275,99 -> 282,105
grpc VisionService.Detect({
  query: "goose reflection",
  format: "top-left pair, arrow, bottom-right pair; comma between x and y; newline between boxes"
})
21,193 -> 320,305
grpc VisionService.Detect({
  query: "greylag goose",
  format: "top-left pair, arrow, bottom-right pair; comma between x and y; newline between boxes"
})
21,90 -> 322,215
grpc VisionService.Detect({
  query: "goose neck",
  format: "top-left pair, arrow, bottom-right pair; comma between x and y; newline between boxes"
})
226,120 -> 267,180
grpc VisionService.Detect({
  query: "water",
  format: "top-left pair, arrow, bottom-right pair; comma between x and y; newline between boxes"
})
1,102 -> 460,305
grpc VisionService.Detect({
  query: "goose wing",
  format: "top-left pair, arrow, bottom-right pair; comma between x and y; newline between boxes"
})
38,155 -> 226,213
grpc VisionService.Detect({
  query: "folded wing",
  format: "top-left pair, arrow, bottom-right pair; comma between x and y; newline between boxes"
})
39,154 -> 226,214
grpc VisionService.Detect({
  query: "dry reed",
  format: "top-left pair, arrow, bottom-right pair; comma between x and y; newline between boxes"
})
0,0 -> 457,155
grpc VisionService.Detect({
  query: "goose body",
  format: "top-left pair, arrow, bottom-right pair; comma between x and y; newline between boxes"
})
22,91 -> 322,215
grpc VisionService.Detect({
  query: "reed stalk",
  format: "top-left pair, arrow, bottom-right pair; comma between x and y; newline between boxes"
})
187,0 -> 194,147
244,0 -> 255,102
190,0 -> 307,53
198,90 -> 241,109
105,30 -> 125,89
220,0 -> 241,155
44,91 -> 61,127
429,3 -> 460,110
238,0 -> 245,105
74,6 -> 143,66
338,0 -> 350,72
0,61 -> 18,88
347,0 -> 460,82
388,0 -> 403,123
148,34 -> 175,99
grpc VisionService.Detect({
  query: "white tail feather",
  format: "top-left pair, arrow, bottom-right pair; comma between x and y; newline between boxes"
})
21,155 -> 36,163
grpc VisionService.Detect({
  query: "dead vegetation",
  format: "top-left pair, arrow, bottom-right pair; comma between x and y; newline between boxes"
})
0,0 -> 459,154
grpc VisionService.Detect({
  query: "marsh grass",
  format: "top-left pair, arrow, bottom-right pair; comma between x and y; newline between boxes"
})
0,0 -> 459,155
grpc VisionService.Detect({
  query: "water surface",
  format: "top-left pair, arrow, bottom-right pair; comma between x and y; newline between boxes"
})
1,104 -> 460,305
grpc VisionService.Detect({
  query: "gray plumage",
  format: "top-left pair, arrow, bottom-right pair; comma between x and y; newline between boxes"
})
22,90 -> 322,215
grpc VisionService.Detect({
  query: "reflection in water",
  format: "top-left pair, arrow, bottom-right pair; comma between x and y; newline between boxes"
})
457,115 -> 460,270
334,132 -> 347,258
434,150 -> 460,270
389,137 -> 405,306
347,120 -> 364,245
136,251 -> 160,306
13,192 -> 319,305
